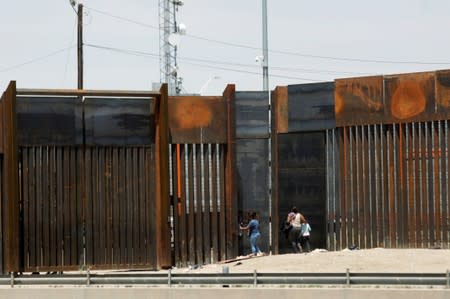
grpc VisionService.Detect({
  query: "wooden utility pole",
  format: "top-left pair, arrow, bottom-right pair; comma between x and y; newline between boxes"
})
77,3 -> 83,90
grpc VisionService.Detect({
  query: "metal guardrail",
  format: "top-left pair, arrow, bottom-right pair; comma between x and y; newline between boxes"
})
1,270 -> 449,288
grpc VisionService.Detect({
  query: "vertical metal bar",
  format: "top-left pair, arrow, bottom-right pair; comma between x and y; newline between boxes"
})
218,143 -> 227,261
379,124 -> 386,247
412,123 -> 418,247
208,144 -> 213,212
111,148 -> 119,265
187,144 -> 195,264
21,148 -> 29,270
374,125 -> 380,247
330,129 -> 336,251
195,144 -> 204,265
425,122 -> 431,247
445,121 -> 449,246
387,125 -> 395,248
49,146 -> 56,267
368,125 -> 374,248
179,144 -> 187,267
126,148 -> 133,264
200,144 -> 205,213
210,143 -> 219,263
359,125 -> 366,248
193,144 -> 198,214
42,146 -> 50,267
333,129 -> 340,251
418,122 -> 425,247
349,126 -> 355,247
216,143 -> 221,213
325,130 -> 331,250
169,144 -> 173,197
119,148 -> 127,264
438,121 -> 443,245
133,147 -> 140,264
387,125 -> 394,248
341,127 -> 348,250
393,124 -> 400,248
184,144 -> 190,214
202,143 -> 211,264
430,121 -> 437,246
363,125 -> 370,248
406,123 -> 412,246
355,126 -> 362,248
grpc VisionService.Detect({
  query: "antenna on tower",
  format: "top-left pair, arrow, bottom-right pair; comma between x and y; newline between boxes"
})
159,0 -> 186,95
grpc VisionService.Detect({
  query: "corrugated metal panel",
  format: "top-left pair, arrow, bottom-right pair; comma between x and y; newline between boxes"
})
235,91 -> 269,138
84,97 -> 155,145
288,82 -> 335,132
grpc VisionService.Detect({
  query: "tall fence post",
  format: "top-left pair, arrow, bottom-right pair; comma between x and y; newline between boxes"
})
2,81 -> 20,274
155,83 -> 171,269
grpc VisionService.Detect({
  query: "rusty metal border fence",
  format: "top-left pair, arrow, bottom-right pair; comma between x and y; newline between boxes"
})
170,143 -> 227,267
275,70 -> 450,252
19,145 -> 158,272
168,85 -> 237,267
0,84 -> 170,273
326,121 -> 450,250
326,70 -> 450,250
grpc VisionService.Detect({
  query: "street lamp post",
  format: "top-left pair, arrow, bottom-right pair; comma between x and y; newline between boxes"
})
262,0 -> 269,91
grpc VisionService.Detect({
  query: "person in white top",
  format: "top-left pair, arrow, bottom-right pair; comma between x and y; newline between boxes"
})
287,207 -> 305,253
300,218 -> 312,252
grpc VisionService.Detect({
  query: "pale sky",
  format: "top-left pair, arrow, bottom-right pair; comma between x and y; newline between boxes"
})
1,0 -> 450,95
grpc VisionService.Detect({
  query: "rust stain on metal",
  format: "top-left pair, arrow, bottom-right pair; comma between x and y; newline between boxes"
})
169,96 -> 227,144
335,76 -> 383,126
171,97 -> 213,128
390,81 -> 426,119
385,72 -> 435,123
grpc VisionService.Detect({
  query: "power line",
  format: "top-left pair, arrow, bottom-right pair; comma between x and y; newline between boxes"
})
85,42 -> 324,82
85,5 -> 450,66
0,46 -> 76,73
85,42 -> 366,77
86,6 -> 159,30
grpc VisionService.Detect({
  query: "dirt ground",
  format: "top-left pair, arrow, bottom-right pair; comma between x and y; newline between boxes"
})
168,248 -> 450,274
